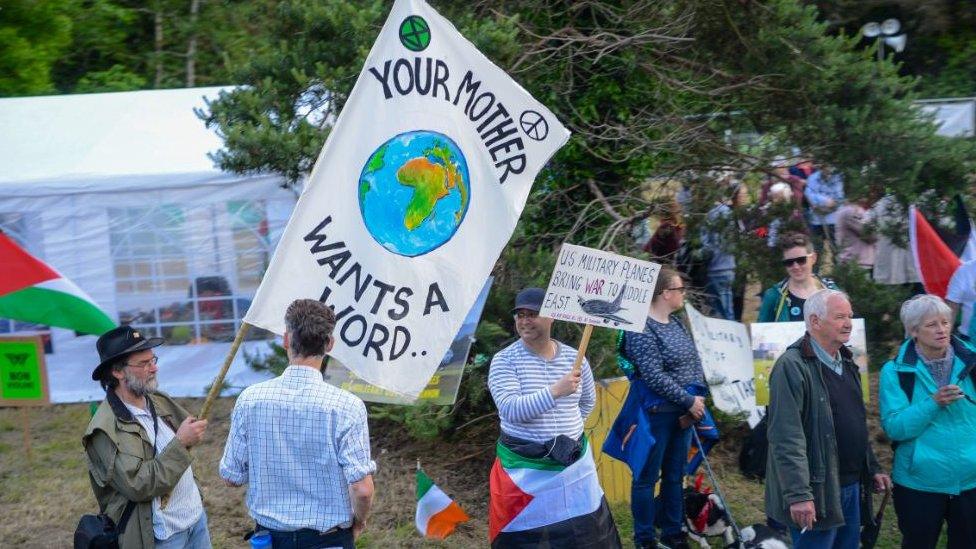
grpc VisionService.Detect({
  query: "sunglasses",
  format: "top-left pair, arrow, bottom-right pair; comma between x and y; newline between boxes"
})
782,254 -> 812,267
665,286 -> 687,294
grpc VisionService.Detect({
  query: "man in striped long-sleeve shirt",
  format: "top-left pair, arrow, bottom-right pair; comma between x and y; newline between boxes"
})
488,287 -> 596,444
487,288 -> 620,548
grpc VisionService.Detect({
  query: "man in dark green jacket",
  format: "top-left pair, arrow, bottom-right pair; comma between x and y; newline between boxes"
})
83,326 -> 210,548
765,289 -> 891,548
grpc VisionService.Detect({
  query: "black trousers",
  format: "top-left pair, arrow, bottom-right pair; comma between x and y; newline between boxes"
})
893,484 -> 976,549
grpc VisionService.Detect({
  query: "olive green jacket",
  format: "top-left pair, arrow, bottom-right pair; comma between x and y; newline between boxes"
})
764,334 -> 880,531
82,391 -> 194,548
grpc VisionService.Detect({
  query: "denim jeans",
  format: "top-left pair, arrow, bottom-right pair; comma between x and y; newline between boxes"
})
789,483 -> 860,549
631,411 -> 692,545
154,512 -> 212,549
259,525 -> 354,549
705,270 -> 735,320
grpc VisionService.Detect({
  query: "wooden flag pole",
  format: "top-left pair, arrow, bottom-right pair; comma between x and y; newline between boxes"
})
20,406 -> 32,462
571,324 -> 594,375
199,322 -> 251,420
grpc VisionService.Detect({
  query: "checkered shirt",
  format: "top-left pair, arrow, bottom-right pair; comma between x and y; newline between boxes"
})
219,366 -> 376,532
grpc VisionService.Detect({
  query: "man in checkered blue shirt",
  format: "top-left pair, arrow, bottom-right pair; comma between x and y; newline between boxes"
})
220,299 -> 376,548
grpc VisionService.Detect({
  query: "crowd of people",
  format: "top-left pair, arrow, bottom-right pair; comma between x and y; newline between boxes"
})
646,157 -> 922,323
77,161 -> 975,549
492,252 -> 975,549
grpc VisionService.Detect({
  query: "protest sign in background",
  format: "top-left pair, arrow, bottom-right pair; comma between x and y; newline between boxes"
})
539,244 -> 659,333
685,305 -> 760,427
242,0 -> 570,398
323,278 -> 492,405
752,319 -> 869,406
0,335 -> 49,407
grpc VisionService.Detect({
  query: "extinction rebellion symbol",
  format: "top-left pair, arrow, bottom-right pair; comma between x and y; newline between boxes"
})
399,15 -> 431,52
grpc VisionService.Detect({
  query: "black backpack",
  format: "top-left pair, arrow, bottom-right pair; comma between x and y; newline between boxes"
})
738,414 -> 770,480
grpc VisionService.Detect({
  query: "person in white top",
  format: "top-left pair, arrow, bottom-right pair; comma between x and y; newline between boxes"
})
946,259 -> 976,339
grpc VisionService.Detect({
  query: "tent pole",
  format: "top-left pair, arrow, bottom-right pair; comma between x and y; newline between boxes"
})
199,322 -> 251,420
20,406 -> 32,463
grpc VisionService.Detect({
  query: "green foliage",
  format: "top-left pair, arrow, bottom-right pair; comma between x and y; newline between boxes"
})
829,261 -> 911,367
916,31 -> 976,97
74,64 -> 147,93
0,1 -> 71,95
199,0 -> 520,184
243,340 -> 289,376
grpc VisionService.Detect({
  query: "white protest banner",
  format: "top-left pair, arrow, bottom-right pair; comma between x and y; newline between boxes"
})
752,319 -> 869,407
243,0 -> 570,398
539,244 -> 660,333
685,305 -> 760,427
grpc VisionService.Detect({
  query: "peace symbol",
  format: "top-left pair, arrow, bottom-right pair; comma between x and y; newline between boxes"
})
519,110 -> 549,141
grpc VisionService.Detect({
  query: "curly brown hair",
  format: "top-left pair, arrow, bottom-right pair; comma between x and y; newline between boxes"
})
285,299 -> 336,358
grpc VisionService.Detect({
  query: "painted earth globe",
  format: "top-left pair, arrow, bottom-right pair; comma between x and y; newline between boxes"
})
358,131 -> 470,257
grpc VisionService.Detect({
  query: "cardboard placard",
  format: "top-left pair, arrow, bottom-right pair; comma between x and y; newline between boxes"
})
752,320 -> 869,406
0,335 -> 50,407
686,305 -> 762,428
539,243 -> 660,333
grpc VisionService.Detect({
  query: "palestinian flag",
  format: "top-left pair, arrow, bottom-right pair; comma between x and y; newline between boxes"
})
934,195 -> 976,262
0,232 -> 116,335
489,437 -> 621,548
415,468 -> 469,539
909,205 -> 962,298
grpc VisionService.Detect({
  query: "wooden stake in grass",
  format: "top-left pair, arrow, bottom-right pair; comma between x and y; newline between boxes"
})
571,324 -> 594,376
199,322 -> 251,420
20,406 -> 31,462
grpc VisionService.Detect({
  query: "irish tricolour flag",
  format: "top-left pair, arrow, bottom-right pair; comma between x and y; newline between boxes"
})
415,468 -> 468,539
0,232 -> 116,335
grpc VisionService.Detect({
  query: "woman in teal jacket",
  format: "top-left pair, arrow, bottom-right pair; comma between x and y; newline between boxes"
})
879,294 -> 976,548
758,233 -> 838,322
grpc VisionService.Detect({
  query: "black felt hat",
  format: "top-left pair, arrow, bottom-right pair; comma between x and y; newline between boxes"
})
91,326 -> 164,381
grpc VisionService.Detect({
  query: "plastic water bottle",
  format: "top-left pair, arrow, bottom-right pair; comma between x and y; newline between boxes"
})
249,530 -> 271,548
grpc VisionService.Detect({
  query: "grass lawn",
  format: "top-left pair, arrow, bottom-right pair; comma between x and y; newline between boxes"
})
0,382 -> 928,548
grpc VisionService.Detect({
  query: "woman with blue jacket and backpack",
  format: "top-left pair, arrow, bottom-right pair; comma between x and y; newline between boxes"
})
621,266 -> 707,549
879,294 -> 976,548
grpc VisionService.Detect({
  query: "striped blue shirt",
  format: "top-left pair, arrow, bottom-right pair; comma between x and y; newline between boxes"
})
219,366 -> 376,532
488,339 -> 596,443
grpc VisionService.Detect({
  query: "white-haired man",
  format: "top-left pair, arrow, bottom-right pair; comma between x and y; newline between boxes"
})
764,289 -> 891,549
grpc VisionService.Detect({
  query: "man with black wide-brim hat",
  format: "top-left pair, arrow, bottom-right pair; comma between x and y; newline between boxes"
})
82,326 -> 212,548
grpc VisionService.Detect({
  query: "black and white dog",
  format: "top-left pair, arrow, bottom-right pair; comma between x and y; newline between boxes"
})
683,476 -> 789,549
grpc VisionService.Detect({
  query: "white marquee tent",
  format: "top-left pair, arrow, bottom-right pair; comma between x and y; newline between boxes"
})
0,87 -> 296,403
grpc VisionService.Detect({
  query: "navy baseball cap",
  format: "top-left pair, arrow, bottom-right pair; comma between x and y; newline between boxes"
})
511,287 -> 545,314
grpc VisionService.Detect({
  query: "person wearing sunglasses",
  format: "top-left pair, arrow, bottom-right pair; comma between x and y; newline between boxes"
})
758,232 -> 839,323
621,266 -> 707,549
880,295 -> 976,548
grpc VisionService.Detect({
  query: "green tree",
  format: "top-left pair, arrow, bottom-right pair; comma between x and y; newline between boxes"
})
199,0 -> 976,433
0,1 -> 71,95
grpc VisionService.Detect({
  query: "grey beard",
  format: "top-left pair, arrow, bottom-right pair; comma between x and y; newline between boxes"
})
124,370 -> 158,397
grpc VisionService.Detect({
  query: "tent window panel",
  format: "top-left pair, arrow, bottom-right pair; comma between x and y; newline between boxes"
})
228,200 -> 271,293
163,278 -> 186,292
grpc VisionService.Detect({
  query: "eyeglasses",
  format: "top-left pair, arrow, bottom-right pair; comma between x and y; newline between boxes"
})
782,254 -> 812,267
514,310 -> 539,320
125,355 -> 158,369
664,286 -> 687,294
